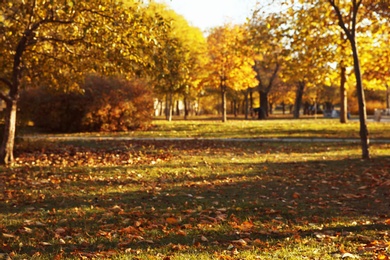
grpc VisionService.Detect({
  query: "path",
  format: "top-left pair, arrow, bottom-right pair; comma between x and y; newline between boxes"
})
20,135 -> 390,144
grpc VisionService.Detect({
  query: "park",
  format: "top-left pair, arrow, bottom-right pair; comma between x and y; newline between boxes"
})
1,0 -> 390,259
1,118 -> 390,259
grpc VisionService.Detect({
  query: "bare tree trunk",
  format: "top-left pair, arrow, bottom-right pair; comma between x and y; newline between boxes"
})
0,99 -> 17,165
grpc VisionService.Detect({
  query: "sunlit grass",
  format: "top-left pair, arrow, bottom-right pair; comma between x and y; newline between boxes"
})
25,118 -> 390,140
1,122 -> 390,259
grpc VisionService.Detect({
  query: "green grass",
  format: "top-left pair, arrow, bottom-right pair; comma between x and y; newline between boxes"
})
20,117 -> 390,140
1,119 -> 389,259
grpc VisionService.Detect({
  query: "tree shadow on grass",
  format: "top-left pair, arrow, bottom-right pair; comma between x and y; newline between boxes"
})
1,153 -> 390,257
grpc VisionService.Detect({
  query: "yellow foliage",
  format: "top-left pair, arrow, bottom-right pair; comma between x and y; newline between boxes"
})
204,24 -> 258,91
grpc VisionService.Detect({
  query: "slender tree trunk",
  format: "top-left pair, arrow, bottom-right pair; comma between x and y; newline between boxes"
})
166,93 -> 173,122
244,89 -> 249,119
386,84 -> 389,109
327,0 -> 369,159
176,100 -> 180,116
221,85 -> 227,122
184,96 -> 189,120
293,82 -> 305,119
165,94 -> 169,120
0,99 -> 17,165
159,100 -> 163,116
351,39 -> 370,159
340,63 -> 348,123
249,90 -> 253,117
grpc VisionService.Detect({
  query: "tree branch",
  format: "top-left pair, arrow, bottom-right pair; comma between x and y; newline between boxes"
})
0,78 -> 12,89
267,63 -> 280,91
0,78 -> 11,102
327,0 -> 352,39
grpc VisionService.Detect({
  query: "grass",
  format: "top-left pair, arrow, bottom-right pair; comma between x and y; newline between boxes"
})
22,116 -> 390,140
1,118 -> 390,259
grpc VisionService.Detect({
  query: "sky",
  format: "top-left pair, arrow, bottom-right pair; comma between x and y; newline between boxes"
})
157,0 -> 261,32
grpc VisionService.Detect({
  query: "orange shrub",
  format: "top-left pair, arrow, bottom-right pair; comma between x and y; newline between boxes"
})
19,75 -> 154,132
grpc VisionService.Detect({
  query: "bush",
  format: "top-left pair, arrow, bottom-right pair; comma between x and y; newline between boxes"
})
81,75 -> 153,132
19,75 -> 154,132
19,87 -> 85,132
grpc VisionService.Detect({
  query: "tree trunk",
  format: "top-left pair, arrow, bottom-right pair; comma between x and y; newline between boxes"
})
339,63 -> 348,123
221,85 -> 227,122
0,99 -> 18,165
350,39 -> 370,159
249,90 -> 253,117
166,93 -> 173,122
165,94 -> 169,120
184,96 -> 189,120
386,84 -> 389,109
327,0 -> 369,159
258,90 -> 268,120
293,82 -> 305,119
244,89 -> 249,119
176,100 -> 180,116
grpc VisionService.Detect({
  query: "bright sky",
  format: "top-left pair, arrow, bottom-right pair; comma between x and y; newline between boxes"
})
158,0 -> 261,32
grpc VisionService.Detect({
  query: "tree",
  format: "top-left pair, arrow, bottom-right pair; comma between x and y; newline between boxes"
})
150,4 -> 207,121
326,0 -> 370,159
205,24 -> 258,122
358,16 -> 390,109
0,0 -> 163,165
247,11 -> 286,119
280,2 -> 335,119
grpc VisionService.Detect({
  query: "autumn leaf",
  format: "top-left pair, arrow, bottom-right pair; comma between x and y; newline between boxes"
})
166,217 -> 179,225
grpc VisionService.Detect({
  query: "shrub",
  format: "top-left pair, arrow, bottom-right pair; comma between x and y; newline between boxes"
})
81,75 -> 153,132
19,87 -> 85,132
19,75 -> 154,132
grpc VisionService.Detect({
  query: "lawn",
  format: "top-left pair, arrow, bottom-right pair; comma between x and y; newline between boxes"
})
23,117 -> 390,140
1,119 -> 389,259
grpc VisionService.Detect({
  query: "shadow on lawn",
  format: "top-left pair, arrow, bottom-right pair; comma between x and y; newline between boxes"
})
1,153 -> 389,256
35,138 -> 368,154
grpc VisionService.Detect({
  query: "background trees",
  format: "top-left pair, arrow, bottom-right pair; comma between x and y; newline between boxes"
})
151,4 -> 207,121
204,24 -> 258,122
247,11 -> 288,119
0,0 -> 165,164
1,0 -> 389,164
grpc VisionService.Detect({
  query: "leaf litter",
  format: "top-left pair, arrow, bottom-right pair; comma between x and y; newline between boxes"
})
0,140 -> 389,259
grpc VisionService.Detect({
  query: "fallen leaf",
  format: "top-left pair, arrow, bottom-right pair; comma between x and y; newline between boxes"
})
292,192 -> 300,199
2,233 -> 16,238
166,217 -> 179,225
39,242 -> 52,246
231,239 -> 247,246
341,252 -> 359,259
